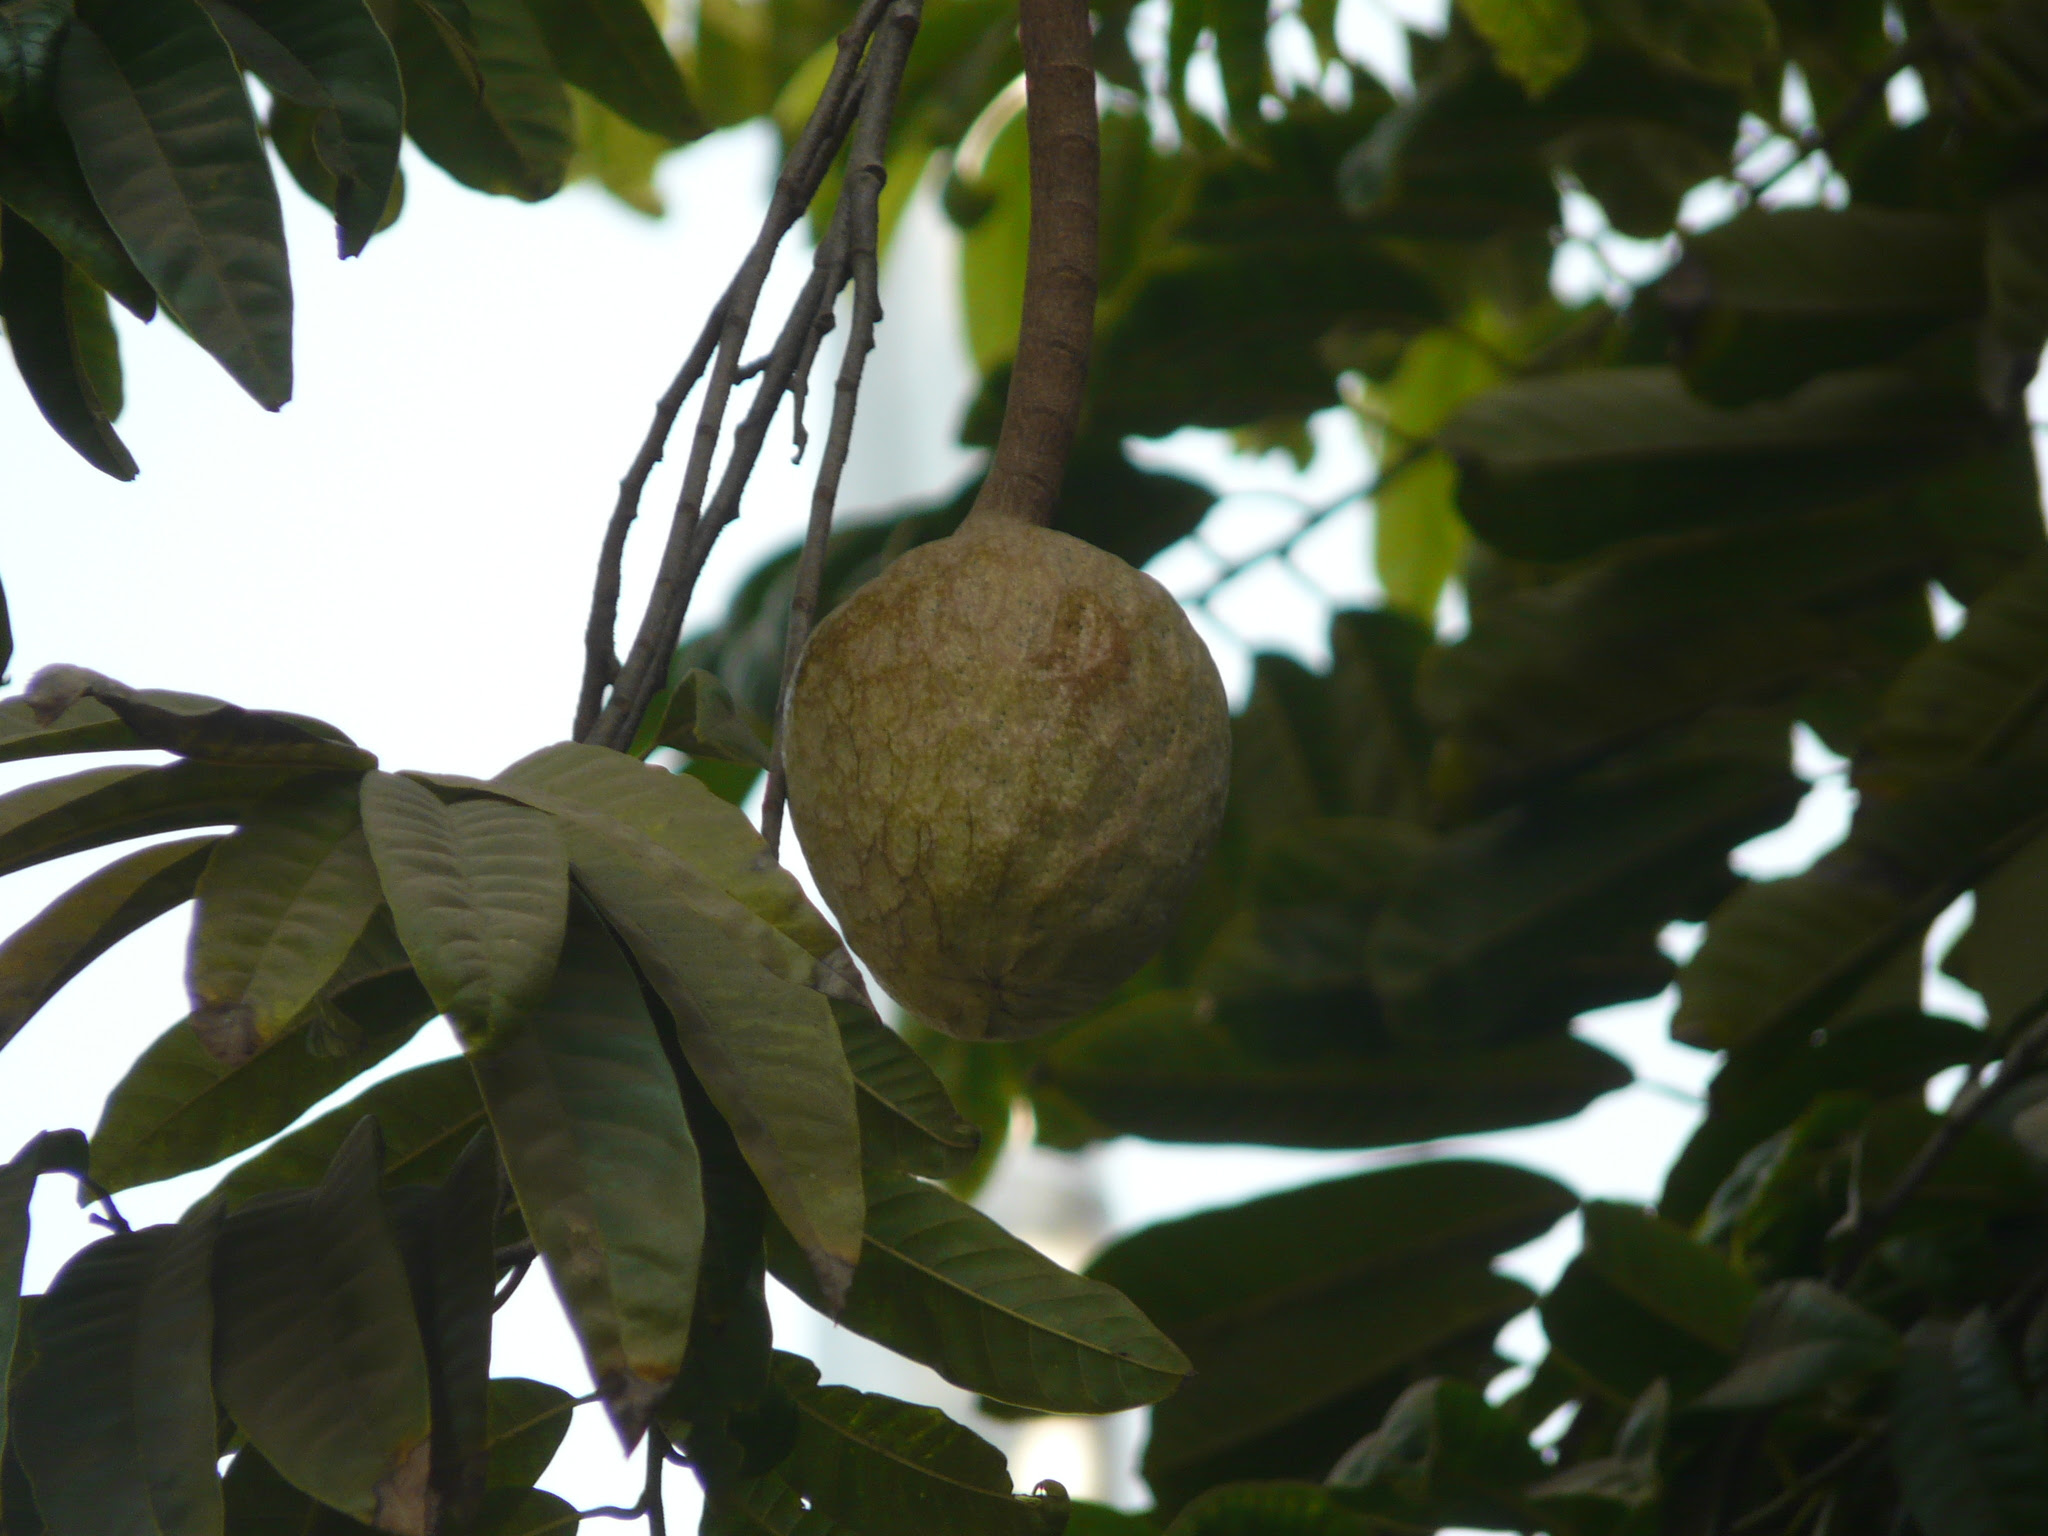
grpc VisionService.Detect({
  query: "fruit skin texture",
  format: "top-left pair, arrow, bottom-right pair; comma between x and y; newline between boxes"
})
783,518 -> 1231,1041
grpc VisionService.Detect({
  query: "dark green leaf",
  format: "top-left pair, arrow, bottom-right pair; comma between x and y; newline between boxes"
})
267,96 -> 405,244
1696,1279 -> 1900,1410
222,1445 -> 374,1536
1039,989 -> 1630,1147
0,1138 -> 44,1475
204,1056 -> 484,1211
213,1119 -> 433,1535
360,770 -> 568,1049
0,111 -> 157,317
522,0 -> 695,141
773,1352 -> 1067,1536
632,668 -> 769,767
1540,1200 -> 1755,1402
378,0 -> 572,200
477,1489 -> 579,1536
188,777 -> 383,1060
56,0 -> 291,406
19,667 -> 370,767
838,1007 -> 979,1178
484,1379 -> 576,1491
0,834 -> 214,1055
0,208 -> 135,477
703,1475 -> 859,1536
1326,1376 -> 1542,1530
1441,366 -> 1993,560
768,1167 -> 1189,1414
1893,1312 -> 2048,1536
92,919 -> 436,1194
1161,1482 -> 1386,1536
197,0 -> 404,257
467,895 -> 701,1442
133,1205 -> 225,1536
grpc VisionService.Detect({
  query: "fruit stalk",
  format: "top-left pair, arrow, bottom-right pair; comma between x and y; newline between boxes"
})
966,0 -> 1100,530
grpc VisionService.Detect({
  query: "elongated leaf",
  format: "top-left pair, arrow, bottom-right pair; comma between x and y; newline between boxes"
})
0,115 -> 157,317
838,1008 -> 979,1178
1894,1313 -> 2048,1536
1696,1279 -> 1900,1410
213,1120 -> 433,1535
0,834 -> 214,1055
522,0 -> 694,141
0,760 -> 311,879
21,667 -> 371,768
196,0 -> 403,255
768,1168 -> 1188,1413
774,1353 -> 1066,1536
360,771 -> 568,1049
56,0 -> 292,407
1440,366 -> 1990,559
268,95 -> 405,242
189,778 -> 383,1061
204,1057 -> 483,1212
564,818 -> 861,1302
467,896 -> 701,1441
0,1140 -> 43,1475
92,921 -> 436,1194
0,207 -> 135,477
379,0 -> 571,200
0,695 -> 146,763
14,1220 -> 221,1536
494,742 -> 847,965
484,1379 -> 576,1491
222,1445 -> 374,1536
1039,990 -> 1629,1147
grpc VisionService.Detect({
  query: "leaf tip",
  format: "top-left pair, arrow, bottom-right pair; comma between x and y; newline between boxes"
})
809,1250 -> 858,1316
190,1001 -> 263,1065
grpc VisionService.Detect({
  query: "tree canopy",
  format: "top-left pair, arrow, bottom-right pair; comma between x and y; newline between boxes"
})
7,0 -> 2048,1533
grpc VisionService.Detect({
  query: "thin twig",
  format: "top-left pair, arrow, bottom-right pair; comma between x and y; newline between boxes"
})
1828,994 -> 2048,1287
582,1432 -> 669,1527
585,0 -> 898,750
760,0 -> 922,854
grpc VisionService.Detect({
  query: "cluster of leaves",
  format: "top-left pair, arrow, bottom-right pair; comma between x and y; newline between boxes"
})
0,0 -> 698,477
664,0 -> 2048,1530
0,665 -> 1193,1536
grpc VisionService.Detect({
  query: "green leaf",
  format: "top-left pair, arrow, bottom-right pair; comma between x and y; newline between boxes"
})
703,1475 -> 859,1536
213,1119 -> 433,1535
222,1445 -> 375,1536
1695,1279 -> 1900,1410
1040,989 -> 1630,1146
632,668 -> 770,767
188,777 -> 383,1061
378,0 -> 572,200
203,1056 -> 484,1212
0,760 -> 320,879
562,813 -> 862,1302
773,1353 -> 1067,1536
1893,1312 -> 2048,1535
0,694 -> 159,764
91,920 -> 436,1195
1949,829 -> 2048,1032
1326,1377 -> 1542,1530
1455,0 -> 1588,96
0,834 -> 214,1056
196,0 -> 404,256
1599,0 -> 1778,86
484,1379 -> 576,1491
567,87 -> 667,216
268,96 -> 405,243
768,1168 -> 1189,1414
522,0 -> 696,141
55,0 -> 292,407
14,1210 -> 222,1536
1162,1483 -> 1384,1536
1540,1200 -> 1755,1402
0,1138 -> 47,1475
360,771 -> 568,1049
1667,208 -> 1985,407
19,667 -> 370,768
838,1008 -> 980,1178
0,209 -> 136,478
477,1489 -> 579,1536
1210,0 -> 1266,129
1092,1161 -> 1567,1491
0,112 -> 157,318
1440,366 -> 1992,560
467,895 -> 701,1441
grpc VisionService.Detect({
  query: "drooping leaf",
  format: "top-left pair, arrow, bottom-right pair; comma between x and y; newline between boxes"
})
212,1119 -> 433,1535
55,0 -> 292,407
0,834 -> 214,1055
14,1216 -> 221,1536
484,1379 -> 576,1491
0,760 -> 315,879
1892,1312 -> 2048,1536
1695,1279 -> 1901,1411
91,920 -> 436,1194
466,895 -> 701,1442
18,667 -> 370,768
196,0 -> 405,256
521,0 -> 696,142
188,777 -> 383,1061
1038,990 -> 1630,1147
268,96 -> 405,241
772,1353 -> 1067,1536
204,1056 -> 483,1212
0,110 -> 158,317
838,1007 -> 979,1178
562,816 -> 862,1304
0,208 -> 136,477
377,0 -> 572,200
768,1168 -> 1189,1414
360,770 -> 568,1049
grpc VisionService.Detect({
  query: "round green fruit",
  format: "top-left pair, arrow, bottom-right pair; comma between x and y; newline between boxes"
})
783,518 -> 1231,1041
